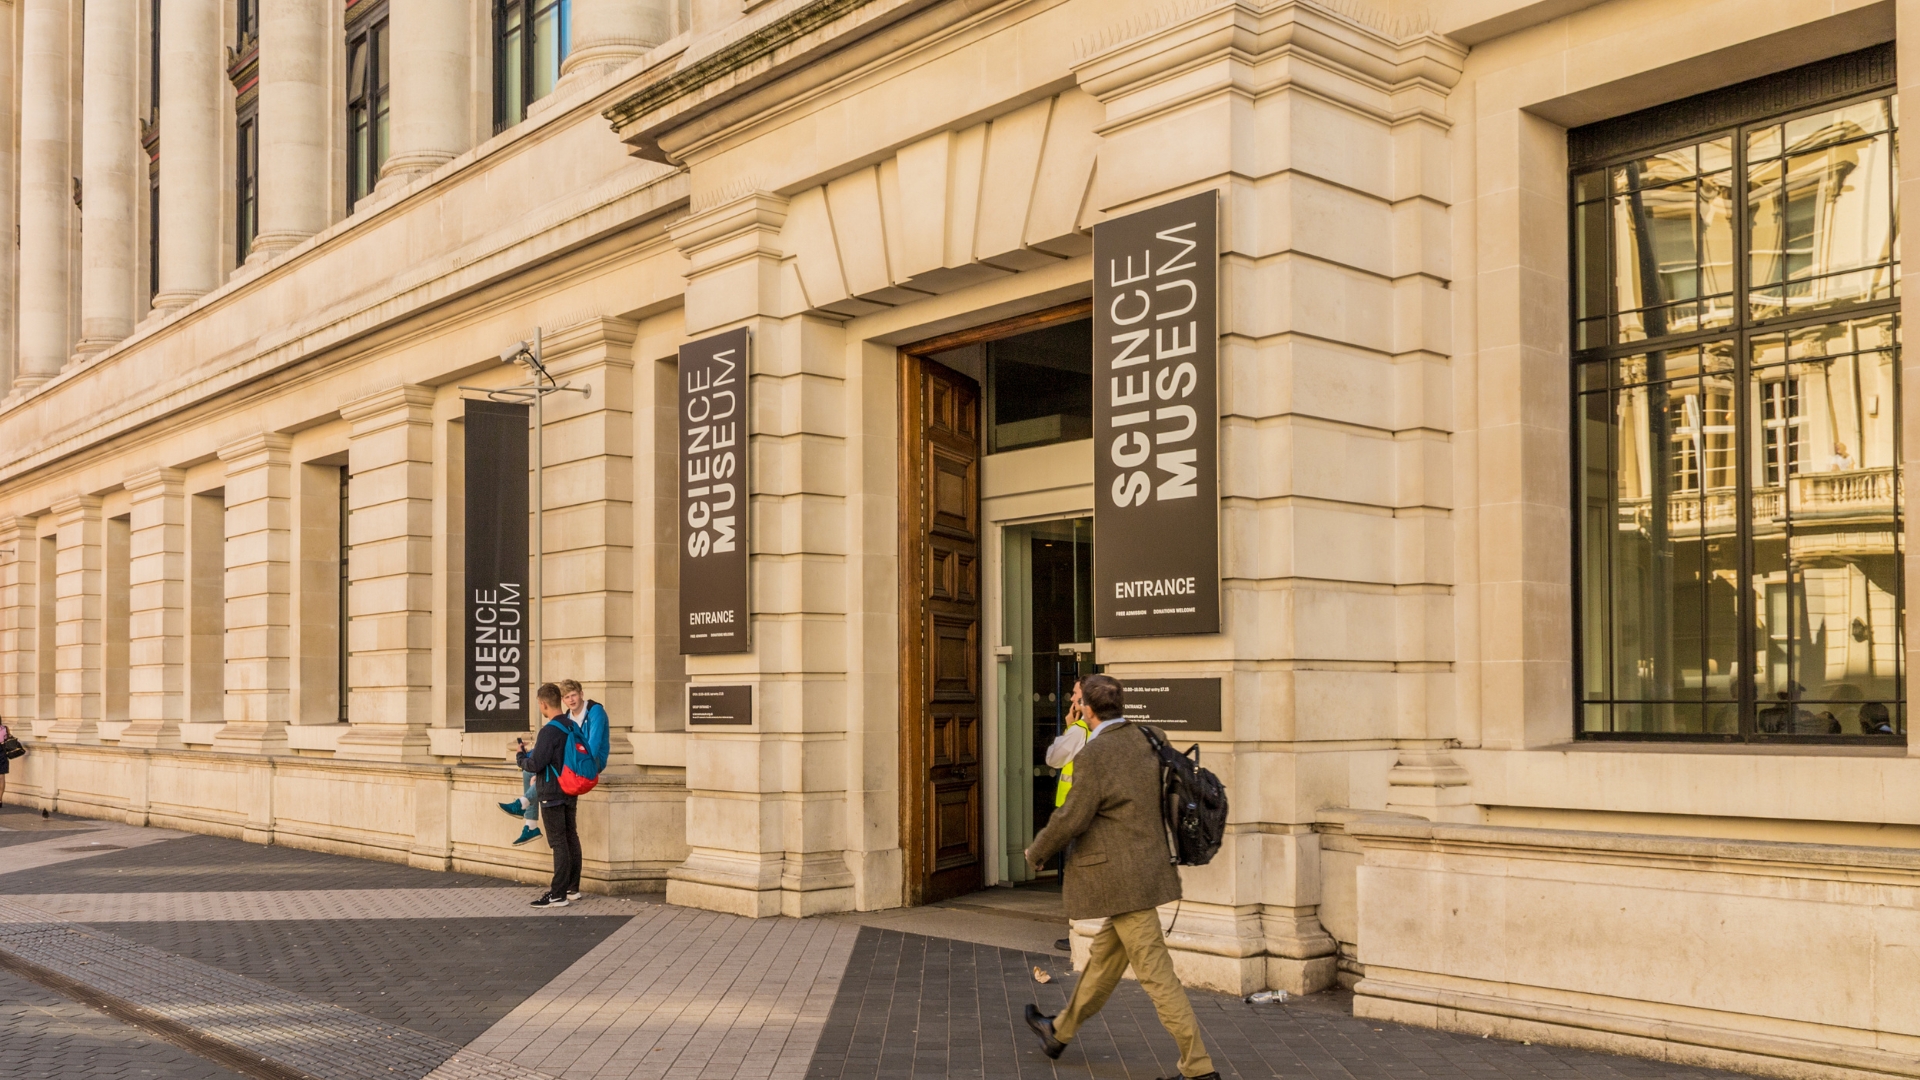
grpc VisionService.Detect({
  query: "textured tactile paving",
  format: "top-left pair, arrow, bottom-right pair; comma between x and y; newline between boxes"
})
802,928 -> 1759,1080
0,833 -> 506,894
0,964 -> 247,1080
13,887 -> 643,921
0,896 -> 556,1080
97,916 -> 632,1046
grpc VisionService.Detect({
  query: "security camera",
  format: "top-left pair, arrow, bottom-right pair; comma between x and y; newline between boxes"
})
500,341 -> 529,365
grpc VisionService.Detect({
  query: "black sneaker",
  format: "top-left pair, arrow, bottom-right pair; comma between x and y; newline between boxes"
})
530,893 -> 569,908
1024,1004 -> 1066,1059
566,889 -> 582,901
1054,938 -> 1071,952
1157,1074 -> 1221,1080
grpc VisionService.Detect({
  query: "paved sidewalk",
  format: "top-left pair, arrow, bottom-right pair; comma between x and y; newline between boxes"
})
0,805 -> 1756,1080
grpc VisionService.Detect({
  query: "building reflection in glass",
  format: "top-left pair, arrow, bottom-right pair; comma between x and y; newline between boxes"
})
1575,94 -> 1903,738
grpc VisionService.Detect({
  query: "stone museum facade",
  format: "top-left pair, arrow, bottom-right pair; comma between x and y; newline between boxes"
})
1,0 -> 1917,1075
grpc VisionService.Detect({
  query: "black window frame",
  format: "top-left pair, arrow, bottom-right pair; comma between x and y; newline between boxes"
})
231,9 -> 260,264
492,0 -> 570,132
346,0 -> 391,211
1568,44 -> 1905,745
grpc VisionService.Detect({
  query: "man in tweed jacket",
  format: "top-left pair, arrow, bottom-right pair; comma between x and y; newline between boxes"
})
1022,674 -> 1218,1080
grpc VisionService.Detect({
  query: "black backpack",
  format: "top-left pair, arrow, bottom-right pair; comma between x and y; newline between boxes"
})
1139,725 -> 1227,866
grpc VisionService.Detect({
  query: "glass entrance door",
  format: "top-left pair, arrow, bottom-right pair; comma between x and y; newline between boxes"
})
1000,516 -> 1092,881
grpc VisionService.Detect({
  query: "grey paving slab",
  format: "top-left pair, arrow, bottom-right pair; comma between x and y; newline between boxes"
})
0,832 -> 506,894
464,902 -> 858,1080
801,928 -> 1758,1080
95,915 -> 632,1046
0,964 -> 247,1080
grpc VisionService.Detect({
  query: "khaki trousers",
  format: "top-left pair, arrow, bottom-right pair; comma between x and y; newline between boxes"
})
1053,907 -> 1214,1077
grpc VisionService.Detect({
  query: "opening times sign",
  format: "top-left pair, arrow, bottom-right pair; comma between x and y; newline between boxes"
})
680,327 -> 751,654
465,399 -> 531,732
1093,191 -> 1221,638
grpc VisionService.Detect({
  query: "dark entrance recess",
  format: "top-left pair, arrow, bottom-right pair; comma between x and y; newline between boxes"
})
900,355 -> 985,905
902,302 -> 1095,904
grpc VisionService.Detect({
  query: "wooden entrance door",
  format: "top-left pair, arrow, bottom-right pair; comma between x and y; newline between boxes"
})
901,355 -> 984,904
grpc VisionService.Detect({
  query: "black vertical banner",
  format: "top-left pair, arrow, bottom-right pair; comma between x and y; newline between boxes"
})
465,399 -> 531,731
680,327 -> 751,654
1093,191 -> 1220,638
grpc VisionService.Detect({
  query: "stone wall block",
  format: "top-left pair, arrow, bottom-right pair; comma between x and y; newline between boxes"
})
213,434 -> 294,753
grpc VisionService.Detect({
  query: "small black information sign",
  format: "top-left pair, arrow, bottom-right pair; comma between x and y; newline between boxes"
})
464,399 -> 531,732
680,327 -> 751,655
1092,191 -> 1220,638
1119,677 -> 1222,733
688,684 -> 754,726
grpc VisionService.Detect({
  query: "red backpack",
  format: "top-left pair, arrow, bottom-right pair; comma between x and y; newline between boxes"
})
545,717 -> 601,796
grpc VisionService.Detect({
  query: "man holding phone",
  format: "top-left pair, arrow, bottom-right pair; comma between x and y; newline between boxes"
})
514,683 -> 582,907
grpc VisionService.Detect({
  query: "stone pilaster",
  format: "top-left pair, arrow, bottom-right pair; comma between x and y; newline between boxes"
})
48,496 -> 103,743
664,193 -> 859,918
337,386 -> 436,761
540,318 -> 637,766
121,470 -> 187,749
1073,0 -> 1465,993
0,516 -> 40,726
153,0 -> 223,310
73,0 -> 139,359
213,435 -> 293,754
15,0 -> 73,389
251,0 -> 333,260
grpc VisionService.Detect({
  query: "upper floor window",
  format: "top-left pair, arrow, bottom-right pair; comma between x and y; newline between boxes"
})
494,0 -> 570,131
1572,46 -> 1903,743
231,2 -> 259,263
347,2 -> 391,210
236,109 -> 258,261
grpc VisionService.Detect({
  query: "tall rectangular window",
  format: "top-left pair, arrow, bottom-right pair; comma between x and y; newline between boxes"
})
1573,47 -> 1903,742
339,467 -> 350,722
493,0 -> 570,131
347,4 -> 391,210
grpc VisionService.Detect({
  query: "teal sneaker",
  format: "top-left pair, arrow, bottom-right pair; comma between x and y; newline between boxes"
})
513,825 -> 542,846
499,800 -> 524,817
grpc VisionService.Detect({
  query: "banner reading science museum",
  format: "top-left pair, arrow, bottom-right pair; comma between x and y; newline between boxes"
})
680,327 -> 751,654
465,399 -> 531,732
1093,191 -> 1220,637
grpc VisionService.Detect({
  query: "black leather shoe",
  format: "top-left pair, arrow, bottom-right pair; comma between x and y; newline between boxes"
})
1158,1073 -> 1221,1080
1053,937 -> 1070,952
1023,1004 -> 1066,1059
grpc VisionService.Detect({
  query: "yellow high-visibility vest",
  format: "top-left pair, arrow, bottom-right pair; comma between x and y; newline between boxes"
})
1053,716 -> 1094,807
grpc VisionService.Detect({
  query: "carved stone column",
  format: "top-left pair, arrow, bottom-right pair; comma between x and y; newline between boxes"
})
15,0 -> 74,388
121,470 -> 187,749
337,386 -> 436,761
153,0 -> 224,310
213,435 -> 293,754
48,496 -> 104,744
559,0 -> 668,82
379,0 -> 470,186
74,0 -> 140,358
251,0 -> 331,259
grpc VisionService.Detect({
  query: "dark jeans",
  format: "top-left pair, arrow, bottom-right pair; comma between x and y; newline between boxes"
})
541,800 -> 582,897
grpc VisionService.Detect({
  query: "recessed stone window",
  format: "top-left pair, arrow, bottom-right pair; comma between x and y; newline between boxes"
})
1571,47 -> 1904,742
